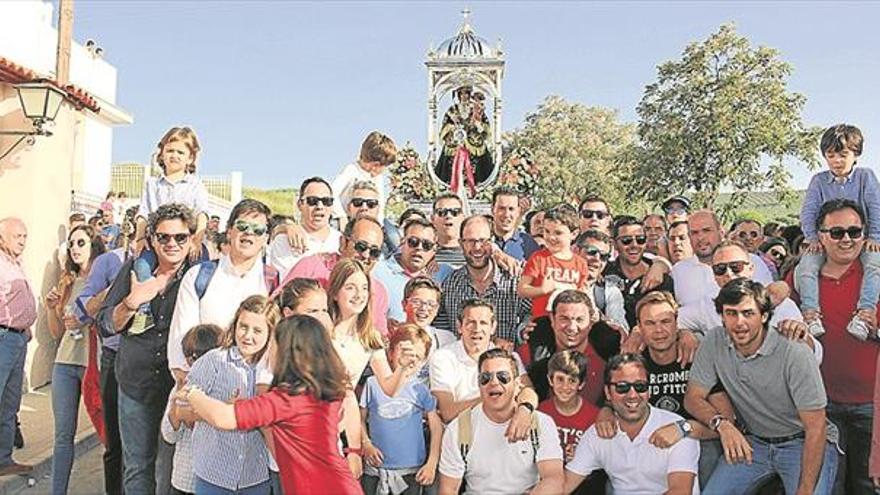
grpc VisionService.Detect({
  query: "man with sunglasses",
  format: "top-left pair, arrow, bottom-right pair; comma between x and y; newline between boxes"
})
787,199 -> 879,494
491,187 -> 539,262
268,177 -> 341,279
564,353 -> 700,495
439,348 -> 564,495
685,279 -> 838,494
604,216 -> 675,329
431,193 -> 467,269
578,194 -> 613,235
283,214 -> 390,335
342,180 -> 381,221
731,219 -> 779,280
571,230 -> 628,329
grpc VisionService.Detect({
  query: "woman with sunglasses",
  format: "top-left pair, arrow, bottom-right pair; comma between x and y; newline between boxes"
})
44,225 -> 106,494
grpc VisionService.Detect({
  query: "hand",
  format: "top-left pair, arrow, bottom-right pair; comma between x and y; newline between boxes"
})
676,330 -> 700,366
777,319 -> 808,341
395,340 -> 418,370
285,224 -> 308,253
717,421 -> 752,465
493,250 -> 523,277
539,274 -> 556,295
856,308 -> 877,331
188,232 -> 204,262
641,262 -> 667,292
866,239 -> 880,253
45,287 -> 62,309
415,460 -> 437,485
594,407 -> 618,439
125,270 -> 172,308
621,328 -> 645,354
505,405 -> 533,442
518,319 -> 536,342
363,442 -> 384,468
804,240 -> 823,255
62,313 -> 79,331
346,452 -> 363,479
493,337 -> 515,353
649,422 -> 683,449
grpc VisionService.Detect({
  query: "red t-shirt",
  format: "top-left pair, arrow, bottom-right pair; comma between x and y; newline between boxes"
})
538,398 -> 599,463
786,261 -> 880,404
518,342 -> 606,406
234,389 -> 361,495
523,249 -> 590,319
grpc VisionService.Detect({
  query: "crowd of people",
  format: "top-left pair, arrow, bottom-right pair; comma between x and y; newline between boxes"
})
0,123 -> 878,495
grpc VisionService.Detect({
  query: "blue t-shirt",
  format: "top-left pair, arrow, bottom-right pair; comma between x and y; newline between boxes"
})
360,376 -> 437,469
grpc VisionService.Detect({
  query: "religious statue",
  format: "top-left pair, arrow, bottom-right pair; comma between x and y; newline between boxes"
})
434,85 -> 494,196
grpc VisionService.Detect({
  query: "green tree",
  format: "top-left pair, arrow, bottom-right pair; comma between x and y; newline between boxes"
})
632,23 -> 820,216
503,95 -> 639,212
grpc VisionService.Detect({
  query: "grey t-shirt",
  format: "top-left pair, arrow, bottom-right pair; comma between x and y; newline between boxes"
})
689,325 -> 837,443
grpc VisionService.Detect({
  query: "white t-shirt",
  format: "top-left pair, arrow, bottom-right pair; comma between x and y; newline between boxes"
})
330,162 -> 387,223
672,254 -> 773,308
567,406 -> 700,495
429,340 -> 526,402
267,229 -> 341,280
439,406 -> 563,494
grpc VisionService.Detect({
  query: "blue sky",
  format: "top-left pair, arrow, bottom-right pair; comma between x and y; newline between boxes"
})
72,1 -> 880,190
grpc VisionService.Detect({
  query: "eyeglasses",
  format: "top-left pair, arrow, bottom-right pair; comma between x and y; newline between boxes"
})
580,209 -> 609,220
434,207 -> 463,218
351,239 -> 382,259
233,220 -> 268,237
461,238 -> 491,249
351,198 -> 379,209
737,231 -> 761,240
617,235 -> 647,246
407,298 -> 438,310
478,370 -> 512,386
608,381 -> 649,394
303,196 -> 334,207
663,206 -> 687,215
819,226 -> 863,241
581,246 -> 610,261
68,239 -> 88,249
154,232 -> 190,245
711,261 -> 748,276
405,237 -> 435,251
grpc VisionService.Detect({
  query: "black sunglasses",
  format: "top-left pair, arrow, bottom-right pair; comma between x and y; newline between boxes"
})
819,226 -> 863,241
608,381 -> 649,394
303,196 -> 334,207
351,198 -> 379,209
478,370 -> 512,386
737,231 -> 760,240
580,209 -> 609,220
617,235 -> 647,246
582,246 -> 610,261
405,237 -> 435,251
154,233 -> 190,245
352,239 -> 382,259
68,238 -> 88,249
435,207 -> 462,218
711,261 -> 748,276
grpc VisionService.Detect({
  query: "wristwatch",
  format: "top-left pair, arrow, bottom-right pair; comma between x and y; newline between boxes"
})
518,402 -> 536,414
709,414 -> 729,432
676,419 -> 693,438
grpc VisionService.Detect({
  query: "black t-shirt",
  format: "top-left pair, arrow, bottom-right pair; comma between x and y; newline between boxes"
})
604,258 -> 675,329
643,351 -> 692,419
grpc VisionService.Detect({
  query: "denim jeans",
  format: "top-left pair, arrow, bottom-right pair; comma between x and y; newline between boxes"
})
100,349 -> 124,495
118,388 -> 167,495
827,401 -> 875,495
703,435 -> 837,495
51,363 -> 85,495
194,477 -> 271,495
0,329 -> 27,467
796,250 -> 880,312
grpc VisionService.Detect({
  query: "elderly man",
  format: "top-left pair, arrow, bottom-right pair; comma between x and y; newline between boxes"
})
438,348 -> 564,495
685,279 -> 838,494
491,186 -> 539,262
0,218 -> 36,476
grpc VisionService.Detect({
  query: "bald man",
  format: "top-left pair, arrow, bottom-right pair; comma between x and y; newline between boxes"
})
0,218 -> 35,475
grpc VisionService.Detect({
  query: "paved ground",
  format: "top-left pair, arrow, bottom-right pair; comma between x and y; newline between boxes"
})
14,445 -> 103,495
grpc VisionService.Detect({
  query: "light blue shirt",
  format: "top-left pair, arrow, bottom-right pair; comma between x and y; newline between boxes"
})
801,167 -> 880,241
78,248 -> 127,351
372,254 -> 452,322
137,174 -> 210,220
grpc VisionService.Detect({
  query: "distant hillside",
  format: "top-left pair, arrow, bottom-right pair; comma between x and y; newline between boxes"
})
243,187 -> 297,216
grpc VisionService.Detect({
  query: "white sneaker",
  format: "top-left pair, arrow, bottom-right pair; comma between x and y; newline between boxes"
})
806,318 -> 826,338
846,317 -> 870,341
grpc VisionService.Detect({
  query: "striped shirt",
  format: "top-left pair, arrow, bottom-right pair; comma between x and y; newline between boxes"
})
161,390 -> 196,493
434,246 -> 466,271
0,251 -> 37,330
136,174 -> 209,220
187,347 -> 269,490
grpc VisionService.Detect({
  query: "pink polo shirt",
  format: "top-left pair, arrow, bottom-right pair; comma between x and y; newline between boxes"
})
281,253 -> 389,336
0,252 -> 37,330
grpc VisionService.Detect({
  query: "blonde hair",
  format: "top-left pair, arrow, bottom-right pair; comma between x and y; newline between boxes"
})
156,126 -> 201,174
225,295 -> 281,364
635,290 -> 679,323
358,131 -> 397,166
328,258 -> 383,351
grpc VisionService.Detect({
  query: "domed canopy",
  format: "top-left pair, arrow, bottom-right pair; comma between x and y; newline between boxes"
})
432,10 -> 502,61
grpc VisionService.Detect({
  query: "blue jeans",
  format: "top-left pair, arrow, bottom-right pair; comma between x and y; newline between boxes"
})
703,435 -> 837,495
118,388 -> 167,495
0,329 -> 27,467
100,349 -> 124,495
796,250 -> 880,312
51,363 -> 85,494
194,477 -> 271,495
827,401 -> 874,495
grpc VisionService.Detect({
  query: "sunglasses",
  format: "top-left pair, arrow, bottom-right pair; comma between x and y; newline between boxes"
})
233,220 -> 268,237
580,209 -> 609,220
407,298 -> 438,310
351,198 -> 379,209
819,226 -> 863,241
435,207 -> 463,218
617,235 -> 647,246
711,260 -> 748,276
68,238 -> 88,249
478,370 -> 512,386
608,381 -> 649,394
405,237 -> 435,251
154,232 -> 190,245
303,196 -> 334,207
352,239 -> 382,259
737,231 -> 760,239
581,246 -> 610,261
663,206 -> 688,215
768,249 -> 787,261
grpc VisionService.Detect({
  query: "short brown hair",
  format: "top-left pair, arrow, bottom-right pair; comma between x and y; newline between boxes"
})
388,324 -> 433,356
181,324 -> 225,363
156,126 -> 201,174
359,131 -> 397,166
547,350 -> 588,385
543,204 -> 579,233
635,291 -> 678,323
403,276 -> 440,300
820,124 -> 863,157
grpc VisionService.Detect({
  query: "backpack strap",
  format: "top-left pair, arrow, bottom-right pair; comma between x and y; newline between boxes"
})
529,413 -> 541,464
194,260 -> 219,300
458,406 -> 475,472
